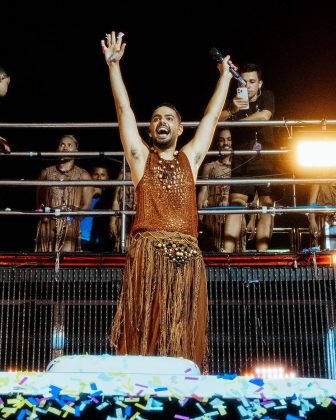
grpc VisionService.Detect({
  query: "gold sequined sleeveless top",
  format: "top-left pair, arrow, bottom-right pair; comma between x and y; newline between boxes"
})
131,149 -> 198,238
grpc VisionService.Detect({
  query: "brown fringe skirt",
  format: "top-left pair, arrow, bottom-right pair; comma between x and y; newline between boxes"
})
110,230 -> 208,371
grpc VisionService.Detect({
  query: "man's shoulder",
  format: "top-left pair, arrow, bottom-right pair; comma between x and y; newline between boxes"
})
39,165 -> 56,177
203,161 -> 217,170
74,165 -> 91,178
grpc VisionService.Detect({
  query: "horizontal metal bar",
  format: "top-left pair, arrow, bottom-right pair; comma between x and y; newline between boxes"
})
199,206 -> 336,215
0,206 -> 334,216
1,120 -> 336,128
197,178 -> 336,185
0,178 -> 333,186
0,151 -> 126,157
0,149 -> 291,158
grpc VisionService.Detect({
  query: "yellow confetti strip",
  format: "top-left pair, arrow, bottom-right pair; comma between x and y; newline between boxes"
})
152,376 -> 161,385
135,403 -> 146,410
130,411 -> 141,420
6,398 -> 18,404
48,406 -> 62,415
256,407 -> 267,415
62,405 -> 75,414
115,401 -> 127,408
1,408 -> 17,418
217,406 -> 227,415
321,397 -> 332,407
78,383 -> 89,393
24,398 -> 33,408
169,389 -> 184,400
123,384 -> 135,392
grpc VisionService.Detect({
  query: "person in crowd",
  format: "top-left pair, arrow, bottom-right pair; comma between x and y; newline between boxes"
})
0,66 -> 11,153
81,162 -> 114,252
0,66 -> 13,252
198,128 -> 254,252
101,30 -> 233,370
110,161 -> 135,252
307,182 -> 336,249
219,63 -> 276,252
35,135 -> 93,252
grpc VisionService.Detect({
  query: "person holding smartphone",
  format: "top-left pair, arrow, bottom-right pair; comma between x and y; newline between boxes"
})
219,63 -> 276,252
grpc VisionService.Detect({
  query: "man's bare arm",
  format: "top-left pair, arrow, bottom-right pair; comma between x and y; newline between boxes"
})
307,184 -> 320,236
183,58 -> 232,179
101,32 -> 148,186
197,164 -> 210,209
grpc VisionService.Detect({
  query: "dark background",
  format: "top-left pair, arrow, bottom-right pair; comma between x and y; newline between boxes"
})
0,0 -> 335,251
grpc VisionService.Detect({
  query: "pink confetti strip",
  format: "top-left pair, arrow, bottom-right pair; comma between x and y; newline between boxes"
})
135,384 -> 148,388
191,393 -> 203,402
19,377 -> 28,385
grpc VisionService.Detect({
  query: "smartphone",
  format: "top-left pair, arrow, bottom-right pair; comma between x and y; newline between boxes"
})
236,87 -> 249,110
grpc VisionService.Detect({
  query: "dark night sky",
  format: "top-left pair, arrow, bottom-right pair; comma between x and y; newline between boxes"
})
0,0 -> 335,250
2,1 -> 336,124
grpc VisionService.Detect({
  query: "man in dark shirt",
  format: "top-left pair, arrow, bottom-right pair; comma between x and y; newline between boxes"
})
219,63 -> 275,252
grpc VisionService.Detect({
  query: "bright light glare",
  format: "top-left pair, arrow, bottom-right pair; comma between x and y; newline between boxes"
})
253,366 -> 296,379
297,141 -> 336,167
332,254 -> 336,266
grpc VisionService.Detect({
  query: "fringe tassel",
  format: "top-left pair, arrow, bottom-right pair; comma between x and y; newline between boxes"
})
111,230 -> 208,371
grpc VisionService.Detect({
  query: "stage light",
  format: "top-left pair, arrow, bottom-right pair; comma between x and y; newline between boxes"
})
294,131 -> 336,168
332,253 -> 336,266
253,365 -> 296,379
297,141 -> 336,167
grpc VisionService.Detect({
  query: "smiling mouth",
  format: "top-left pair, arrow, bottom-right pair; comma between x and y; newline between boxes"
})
220,145 -> 232,151
156,126 -> 170,136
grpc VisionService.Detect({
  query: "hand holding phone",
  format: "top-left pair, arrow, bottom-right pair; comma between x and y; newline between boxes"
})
236,87 -> 249,110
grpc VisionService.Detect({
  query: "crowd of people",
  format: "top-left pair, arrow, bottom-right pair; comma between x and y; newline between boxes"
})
1,51 -> 334,258
0,59 -> 334,255
33,134 -> 133,253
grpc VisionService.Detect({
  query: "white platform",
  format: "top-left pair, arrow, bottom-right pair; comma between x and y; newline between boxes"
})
0,354 -> 335,400
46,354 -> 201,375
0,357 -> 335,418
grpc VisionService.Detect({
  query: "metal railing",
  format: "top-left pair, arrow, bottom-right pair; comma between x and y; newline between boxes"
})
1,119 -> 335,252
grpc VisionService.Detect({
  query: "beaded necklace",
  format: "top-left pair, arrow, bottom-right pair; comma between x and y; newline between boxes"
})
56,163 -> 75,175
152,148 -> 183,192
